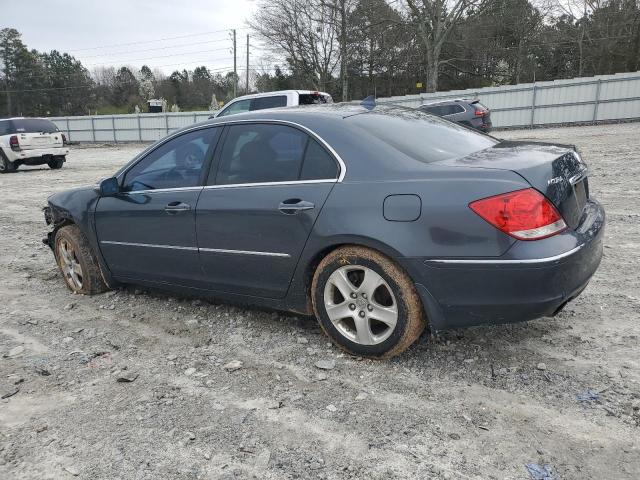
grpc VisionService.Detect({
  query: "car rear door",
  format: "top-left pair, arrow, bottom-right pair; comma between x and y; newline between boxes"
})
195,121 -> 341,298
95,126 -> 221,287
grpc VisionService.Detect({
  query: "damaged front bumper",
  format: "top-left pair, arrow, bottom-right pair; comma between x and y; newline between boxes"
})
42,205 -> 56,250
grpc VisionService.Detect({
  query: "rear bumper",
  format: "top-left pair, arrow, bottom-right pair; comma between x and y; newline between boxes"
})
403,199 -> 605,330
5,146 -> 68,163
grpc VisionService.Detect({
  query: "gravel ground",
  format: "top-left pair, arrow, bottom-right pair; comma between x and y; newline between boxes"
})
0,123 -> 638,480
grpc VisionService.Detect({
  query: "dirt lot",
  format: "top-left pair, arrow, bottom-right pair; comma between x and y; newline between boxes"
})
1,123 -> 638,480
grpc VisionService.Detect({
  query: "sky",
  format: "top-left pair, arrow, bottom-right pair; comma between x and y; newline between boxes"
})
4,0 -> 261,76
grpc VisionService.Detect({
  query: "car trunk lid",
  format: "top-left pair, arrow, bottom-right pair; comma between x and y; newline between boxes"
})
434,140 -> 589,229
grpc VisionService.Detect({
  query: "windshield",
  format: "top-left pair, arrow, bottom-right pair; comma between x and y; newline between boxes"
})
9,119 -> 59,134
347,107 -> 497,163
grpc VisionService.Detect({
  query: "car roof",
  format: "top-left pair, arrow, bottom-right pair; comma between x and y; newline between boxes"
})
228,90 -> 332,102
420,98 -> 476,107
204,102 -> 384,125
0,117 -> 50,121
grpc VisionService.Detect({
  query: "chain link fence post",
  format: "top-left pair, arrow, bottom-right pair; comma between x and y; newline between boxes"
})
530,84 -> 537,127
593,79 -> 602,123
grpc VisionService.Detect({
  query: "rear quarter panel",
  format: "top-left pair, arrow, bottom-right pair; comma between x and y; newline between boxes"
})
285,166 -> 529,313
306,166 -> 528,260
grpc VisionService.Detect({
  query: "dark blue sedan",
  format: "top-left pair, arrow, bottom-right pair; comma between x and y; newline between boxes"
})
44,104 -> 604,358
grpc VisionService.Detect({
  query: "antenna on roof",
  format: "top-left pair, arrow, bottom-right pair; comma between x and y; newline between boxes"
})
360,95 -> 376,110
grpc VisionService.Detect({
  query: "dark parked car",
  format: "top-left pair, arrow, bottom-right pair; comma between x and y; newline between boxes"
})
44,104 -> 604,358
418,98 -> 492,133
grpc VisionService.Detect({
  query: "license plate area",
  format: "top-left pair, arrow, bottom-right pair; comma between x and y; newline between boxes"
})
573,178 -> 588,213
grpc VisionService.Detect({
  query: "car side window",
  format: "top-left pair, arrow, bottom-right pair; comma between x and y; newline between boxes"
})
218,99 -> 251,117
123,128 -> 219,192
0,120 -> 8,136
446,104 -> 465,115
422,105 -> 443,116
300,138 -> 338,180
251,95 -> 287,111
213,124 -> 308,185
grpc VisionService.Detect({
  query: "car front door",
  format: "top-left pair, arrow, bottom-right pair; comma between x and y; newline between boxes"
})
196,122 -> 341,298
95,126 -> 221,286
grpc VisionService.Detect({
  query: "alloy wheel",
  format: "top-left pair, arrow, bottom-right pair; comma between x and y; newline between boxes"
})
58,239 -> 84,290
323,265 -> 398,345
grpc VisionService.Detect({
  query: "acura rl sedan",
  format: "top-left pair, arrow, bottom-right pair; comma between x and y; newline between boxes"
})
43,104 -> 604,358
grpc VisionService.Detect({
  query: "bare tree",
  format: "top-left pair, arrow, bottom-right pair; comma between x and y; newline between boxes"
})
405,0 -> 488,92
249,0 -> 341,92
543,0 -> 602,75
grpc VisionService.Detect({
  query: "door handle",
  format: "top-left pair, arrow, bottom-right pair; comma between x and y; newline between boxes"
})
164,201 -> 191,214
278,199 -> 315,215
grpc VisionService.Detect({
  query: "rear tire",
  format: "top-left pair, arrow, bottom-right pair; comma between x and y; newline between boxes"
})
0,152 -> 16,173
48,156 -> 65,170
311,246 -> 426,359
54,225 -> 108,295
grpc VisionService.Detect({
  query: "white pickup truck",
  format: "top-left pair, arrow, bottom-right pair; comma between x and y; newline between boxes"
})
212,90 -> 333,118
0,117 -> 69,173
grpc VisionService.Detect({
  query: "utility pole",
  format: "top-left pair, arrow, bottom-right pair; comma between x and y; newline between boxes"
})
5,81 -> 10,117
232,29 -> 237,98
340,0 -> 348,102
246,34 -> 250,95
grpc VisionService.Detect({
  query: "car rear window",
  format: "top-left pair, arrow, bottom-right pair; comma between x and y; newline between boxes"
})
9,119 -> 59,134
251,95 -> 288,111
421,103 -> 464,116
299,93 -> 331,105
348,107 -> 497,164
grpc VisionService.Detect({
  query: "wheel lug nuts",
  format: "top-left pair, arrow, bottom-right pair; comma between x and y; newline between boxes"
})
350,292 -> 357,299
359,311 -> 365,318
362,293 -> 367,299
349,303 -> 356,310
367,304 -> 373,311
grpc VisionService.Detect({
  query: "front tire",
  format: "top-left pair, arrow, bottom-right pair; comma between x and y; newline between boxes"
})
48,156 -> 65,170
0,152 -> 16,173
311,246 -> 426,359
54,225 -> 108,295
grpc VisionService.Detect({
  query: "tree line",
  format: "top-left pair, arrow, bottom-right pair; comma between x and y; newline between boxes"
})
0,28 -> 242,117
2,0 -> 640,117
253,0 -> 640,100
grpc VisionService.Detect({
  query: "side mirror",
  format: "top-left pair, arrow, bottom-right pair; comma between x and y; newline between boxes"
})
99,177 -> 120,196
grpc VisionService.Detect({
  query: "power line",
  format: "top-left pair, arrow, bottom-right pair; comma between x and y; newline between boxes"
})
82,47 -> 234,68
62,28 -> 249,53
14,47 -> 236,75
78,37 -> 234,60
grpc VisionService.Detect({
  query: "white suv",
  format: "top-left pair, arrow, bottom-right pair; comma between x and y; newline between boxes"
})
212,90 -> 333,118
0,117 -> 69,173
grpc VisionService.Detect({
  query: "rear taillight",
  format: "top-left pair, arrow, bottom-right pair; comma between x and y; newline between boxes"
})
469,188 -> 567,240
474,109 -> 487,117
61,133 -> 67,144
9,135 -> 20,151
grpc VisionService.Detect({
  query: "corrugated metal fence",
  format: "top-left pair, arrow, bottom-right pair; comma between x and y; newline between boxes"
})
50,111 -> 213,143
50,71 -> 640,142
376,71 -> 640,128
